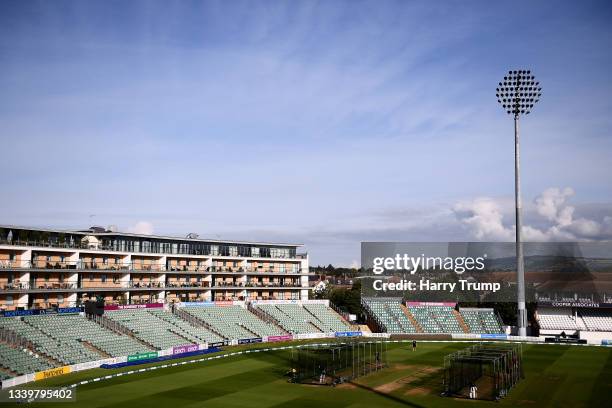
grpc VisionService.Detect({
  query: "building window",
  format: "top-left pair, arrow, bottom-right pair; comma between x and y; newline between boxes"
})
6,295 -> 13,305
44,274 -> 50,281
101,275 -> 107,283
58,294 -> 64,303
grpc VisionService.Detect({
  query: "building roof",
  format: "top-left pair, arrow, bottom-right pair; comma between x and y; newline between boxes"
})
0,224 -> 303,247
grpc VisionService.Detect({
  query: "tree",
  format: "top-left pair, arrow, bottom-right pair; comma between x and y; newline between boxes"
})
328,280 -> 362,316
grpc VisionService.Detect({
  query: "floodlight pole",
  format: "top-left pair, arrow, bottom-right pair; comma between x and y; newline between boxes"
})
514,113 -> 527,337
497,69 -> 540,337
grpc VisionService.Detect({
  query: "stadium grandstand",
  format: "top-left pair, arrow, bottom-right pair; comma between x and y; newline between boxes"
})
179,304 -> 284,340
0,300 -> 353,382
534,289 -> 612,344
1,294 -> 610,387
537,307 -> 612,333
459,308 -> 505,334
102,308 -> 224,347
252,302 -> 353,333
362,298 -> 417,333
362,298 -> 504,335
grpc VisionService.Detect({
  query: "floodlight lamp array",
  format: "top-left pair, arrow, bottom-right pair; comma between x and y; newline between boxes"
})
496,70 -> 542,115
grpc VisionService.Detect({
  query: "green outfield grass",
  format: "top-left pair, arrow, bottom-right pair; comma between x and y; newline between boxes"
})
15,342 -> 612,408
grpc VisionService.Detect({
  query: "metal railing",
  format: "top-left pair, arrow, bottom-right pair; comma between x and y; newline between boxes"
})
0,260 -> 308,274
1,281 -> 306,292
0,239 -> 300,259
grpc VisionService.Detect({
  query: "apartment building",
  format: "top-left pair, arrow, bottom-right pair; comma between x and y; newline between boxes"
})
0,225 -> 309,310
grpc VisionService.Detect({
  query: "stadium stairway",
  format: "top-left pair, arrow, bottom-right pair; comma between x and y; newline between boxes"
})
452,310 -> 470,333
246,304 -> 292,334
253,304 -> 324,334
82,340 -> 112,358
172,307 -> 228,340
400,304 -> 424,333
94,315 -> 156,350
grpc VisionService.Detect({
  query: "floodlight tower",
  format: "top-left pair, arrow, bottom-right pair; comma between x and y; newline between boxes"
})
496,70 -> 542,337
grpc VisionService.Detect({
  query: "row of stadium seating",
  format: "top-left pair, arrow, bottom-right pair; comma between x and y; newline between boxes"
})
253,303 -> 351,334
537,308 -> 587,331
537,308 -> 612,332
251,304 -> 316,333
104,309 -> 223,348
362,298 -> 417,333
0,303 -> 349,379
148,309 -> 225,343
363,298 -> 504,334
0,315 -> 102,364
26,314 -> 150,358
303,303 -> 352,332
580,309 -> 612,331
460,308 -> 504,334
408,305 -> 464,333
181,305 -> 283,339
0,343 -> 55,376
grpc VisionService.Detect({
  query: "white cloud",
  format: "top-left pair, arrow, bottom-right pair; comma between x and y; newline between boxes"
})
534,187 -> 575,226
453,187 -> 611,241
127,221 -> 154,235
452,197 -> 514,241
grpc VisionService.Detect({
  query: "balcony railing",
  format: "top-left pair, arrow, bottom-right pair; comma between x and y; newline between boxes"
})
0,260 -> 308,274
165,282 -> 209,288
126,281 -> 165,289
2,260 -> 159,271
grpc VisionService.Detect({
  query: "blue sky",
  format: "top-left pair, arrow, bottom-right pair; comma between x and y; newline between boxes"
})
1,1 -> 611,265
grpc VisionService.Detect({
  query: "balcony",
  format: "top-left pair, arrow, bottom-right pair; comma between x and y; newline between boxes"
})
1,282 -> 77,291
0,279 -> 303,293
2,260 -> 164,272
126,281 -> 165,289
165,281 -> 209,289
0,260 -> 312,274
